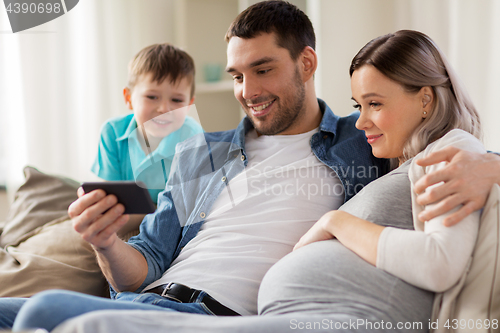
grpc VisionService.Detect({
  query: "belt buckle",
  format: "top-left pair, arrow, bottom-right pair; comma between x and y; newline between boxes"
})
161,282 -> 182,303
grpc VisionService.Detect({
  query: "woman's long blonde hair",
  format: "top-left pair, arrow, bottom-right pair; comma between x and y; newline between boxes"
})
349,30 -> 481,165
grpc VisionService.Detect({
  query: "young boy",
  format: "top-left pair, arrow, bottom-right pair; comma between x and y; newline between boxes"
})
0,44 -> 203,302
91,43 -> 204,205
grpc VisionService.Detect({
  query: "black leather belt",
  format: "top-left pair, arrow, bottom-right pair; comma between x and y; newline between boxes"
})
145,282 -> 240,316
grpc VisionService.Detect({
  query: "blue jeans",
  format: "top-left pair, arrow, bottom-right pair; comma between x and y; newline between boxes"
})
0,297 -> 26,329
0,289 -> 213,332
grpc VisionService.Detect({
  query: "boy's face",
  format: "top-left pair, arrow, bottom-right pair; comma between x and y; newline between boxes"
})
124,73 -> 194,139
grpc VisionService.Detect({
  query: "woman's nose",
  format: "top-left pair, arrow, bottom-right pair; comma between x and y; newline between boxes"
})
355,111 -> 371,131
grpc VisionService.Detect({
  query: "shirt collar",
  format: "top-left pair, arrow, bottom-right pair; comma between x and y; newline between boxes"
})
317,98 -> 340,136
116,116 -> 138,142
231,117 -> 254,154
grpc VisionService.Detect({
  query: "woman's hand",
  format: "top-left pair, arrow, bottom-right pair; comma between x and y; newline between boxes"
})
294,210 -> 338,251
295,210 -> 384,266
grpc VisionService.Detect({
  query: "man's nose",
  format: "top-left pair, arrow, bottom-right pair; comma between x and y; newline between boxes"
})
242,79 -> 261,100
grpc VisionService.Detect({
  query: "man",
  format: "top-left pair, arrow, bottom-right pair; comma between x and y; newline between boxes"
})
2,1 -> 499,332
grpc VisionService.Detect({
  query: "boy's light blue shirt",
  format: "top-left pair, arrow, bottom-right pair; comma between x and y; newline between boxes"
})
91,114 -> 204,204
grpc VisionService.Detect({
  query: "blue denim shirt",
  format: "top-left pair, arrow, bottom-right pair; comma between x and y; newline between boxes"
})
126,98 -> 389,293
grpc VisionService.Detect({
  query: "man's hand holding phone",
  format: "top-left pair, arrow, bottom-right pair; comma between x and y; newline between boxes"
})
68,186 -> 150,292
68,187 -> 129,251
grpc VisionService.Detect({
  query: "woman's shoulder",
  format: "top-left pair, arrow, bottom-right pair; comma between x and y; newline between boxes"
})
409,129 -> 486,183
422,129 -> 485,157
408,129 -> 485,231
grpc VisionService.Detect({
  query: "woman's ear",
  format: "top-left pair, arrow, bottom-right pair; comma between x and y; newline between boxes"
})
123,87 -> 133,110
421,86 -> 434,117
299,46 -> 317,82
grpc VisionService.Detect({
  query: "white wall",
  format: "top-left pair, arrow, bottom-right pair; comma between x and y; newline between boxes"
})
311,0 -> 500,151
0,0 -> 177,192
311,0 -> 398,116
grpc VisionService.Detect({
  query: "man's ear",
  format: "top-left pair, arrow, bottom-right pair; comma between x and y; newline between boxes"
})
123,87 -> 133,110
299,46 -> 317,82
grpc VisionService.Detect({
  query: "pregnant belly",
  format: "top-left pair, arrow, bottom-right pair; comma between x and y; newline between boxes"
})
258,240 -> 433,325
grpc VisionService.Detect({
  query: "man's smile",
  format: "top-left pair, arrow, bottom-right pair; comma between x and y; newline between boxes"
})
248,99 -> 276,117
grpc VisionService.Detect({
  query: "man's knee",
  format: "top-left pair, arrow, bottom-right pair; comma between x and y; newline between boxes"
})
24,290 -> 72,311
14,290 -> 78,330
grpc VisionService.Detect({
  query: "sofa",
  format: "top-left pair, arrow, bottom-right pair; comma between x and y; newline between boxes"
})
0,166 -> 498,332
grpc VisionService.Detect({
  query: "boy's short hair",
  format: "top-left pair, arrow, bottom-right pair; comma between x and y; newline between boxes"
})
225,0 -> 315,60
128,43 -> 195,98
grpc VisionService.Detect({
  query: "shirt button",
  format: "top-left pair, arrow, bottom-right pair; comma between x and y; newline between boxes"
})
241,155 -> 246,161
221,176 -> 227,182
323,135 -> 328,139
200,212 -> 206,219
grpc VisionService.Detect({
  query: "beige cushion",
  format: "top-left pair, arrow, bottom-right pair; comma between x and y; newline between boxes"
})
0,217 -> 108,298
432,184 -> 500,333
0,166 -> 108,298
0,166 -> 80,247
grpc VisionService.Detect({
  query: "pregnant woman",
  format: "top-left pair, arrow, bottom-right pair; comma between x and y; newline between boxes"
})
259,29 -> 484,331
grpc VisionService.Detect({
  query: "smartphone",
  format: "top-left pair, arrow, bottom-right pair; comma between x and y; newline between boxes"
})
81,181 -> 156,214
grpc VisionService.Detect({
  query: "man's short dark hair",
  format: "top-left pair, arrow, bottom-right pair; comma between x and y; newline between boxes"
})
225,0 -> 315,60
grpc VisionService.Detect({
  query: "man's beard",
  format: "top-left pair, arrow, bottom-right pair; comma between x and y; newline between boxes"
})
247,67 -> 306,136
